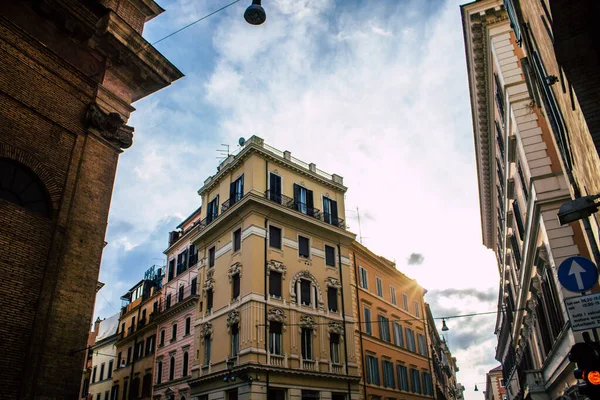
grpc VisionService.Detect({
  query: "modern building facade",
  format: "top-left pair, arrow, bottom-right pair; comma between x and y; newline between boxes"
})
88,314 -> 121,400
180,136 -> 360,400
350,241 -> 434,400
0,1 -> 182,398
484,365 -> 506,400
424,304 -> 461,400
462,1 -> 597,398
153,207 -> 203,400
113,274 -> 162,400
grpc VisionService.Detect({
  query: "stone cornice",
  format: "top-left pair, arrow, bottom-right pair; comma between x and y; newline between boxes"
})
154,294 -> 199,324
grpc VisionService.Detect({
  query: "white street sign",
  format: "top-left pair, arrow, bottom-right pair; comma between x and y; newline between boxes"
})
564,293 -> 600,331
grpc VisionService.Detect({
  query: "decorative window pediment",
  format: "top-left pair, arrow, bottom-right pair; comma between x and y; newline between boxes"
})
267,307 -> 286,327
290,270 -> 324,310
228,262 -> 242,283
227,309 -> 240,332
267,260 -> 287,279
200,321 -> 213,340
328,321 -> 344,337
325,277 -> 341,289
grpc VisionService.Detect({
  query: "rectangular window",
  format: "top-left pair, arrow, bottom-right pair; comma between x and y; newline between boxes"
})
300,280 -> 312,306
126,347 -> 131,365
185,317 -> 191,335
99,363 -> 105,381
402,293 -> 409,311
204,336 -> 211,365
378,315 -> 390,342
330,333 -> 341,364
417,334 -> 427,356
301,328 -> 313,360
268,173 -> 283,203
122,381 -> 128,400
104,391 -> 109,400
382,360 -> 395,388
92,366 -> 97,383
322,197 -> 339,226
233,228 -> 242,252
410,368 -> 422,394
136,341 -> 143,360
168,259 -> 175,281
269,225 -> 282,249
397,365 -> 409,391
178,286 -> 184,301
159,330 -> 165,346
365,355 -> 380,385
166,294 -> 171,309
230,175 -> 244,205
422,372 -> 433,396
231,323 -> 239,357
269,321 -> 283,355
393,322 -> 404,347
189,244 -> 198,266
294,184 -> 314,216
513,200 -> 526,239
504,0 -> 521,42
269,271 -> 282,298
176,250 -> 188,275
268,389 -> 286,400
145,335 -> 155,356
301,391 -> 319,400
208,246 -> 215,268
325,245 -> 335,266
414,301 -> 420,318
405,328 -> 416,352
359,267 -> 368,289
364,307 -> 372,334
327,287 -> 338,312
191,277 -> 197,295
376,277 -> 383,297
207,196 -> 219,223
232,274 -> 240,300
390,286 -> 397,305
96,394 -> 101,400
299,236 -> 310,258
107,360 -> 113,379
494,72 -> 505,125
207,288 -> 214,311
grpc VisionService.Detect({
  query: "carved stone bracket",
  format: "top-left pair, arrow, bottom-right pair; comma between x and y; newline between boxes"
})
325,277 -> 341,289
203,277 -> 214,296
228,262 -> 242,283
328,321 -> 344,337
227,310 -> 240,332
85,103 -> 133,149
299,314 -> 317,335
267,260 -> 287,279
267,307 -> 287,331
200,321 -> 213,340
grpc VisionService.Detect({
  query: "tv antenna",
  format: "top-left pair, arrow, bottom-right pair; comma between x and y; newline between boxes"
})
217,144 -> 230,162
346,207 -> 367,244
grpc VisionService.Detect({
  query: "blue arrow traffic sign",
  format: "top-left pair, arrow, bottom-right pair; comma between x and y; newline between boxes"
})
557,256 -> 599,293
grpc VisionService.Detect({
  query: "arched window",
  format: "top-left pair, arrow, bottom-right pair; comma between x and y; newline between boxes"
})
0,158 -> 51,217
169,356 -> 175,381
182,352 -> 189,376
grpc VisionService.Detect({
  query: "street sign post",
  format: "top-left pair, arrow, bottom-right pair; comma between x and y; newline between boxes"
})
558,256 -> 599,293
565,293 -> 600,331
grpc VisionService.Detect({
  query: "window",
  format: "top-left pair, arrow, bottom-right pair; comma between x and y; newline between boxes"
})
92,366 -> 97,383
177,250 -> 187,275
494,72 -> 505,125
322,197 -> 339,226
268,173 -> 282,203
117,352 -> 122,368
81,378 -> 89,398
414,301 -> 420,318
410,368 -> 422,394
147,335 -> 155,355
301,328 -> 313,360
231,323 -> 239,357
207,288 -> 214,312
330,333 -> 341,363
178,285 -> 184,301
405,328 -> 416,352
126,347 -> 131,365
182,352 -> 189,376
393,322 -> 404,347
189,244 -> 198,266
382,360 -> 395,388
185,317 -> 191,335
96,394 -> 101,400
104,391 -> 109,400
327,287 -> 338,312
422,372 -> 433,396
107,360 -> 113,379
299,236 -> 310,258
513,200 -> 525,239
390,286 -> 396,305
172,324 -> 177,341
168,259 -> 175,281
159,330 -> 165,347
0,159 -> 52,217
208,246 -> 215,268
301,391 -> 319,400
204,335 -> 211,365
269,271 -> 282,298
230,175 -> 244,205
504,0 -> 521,42
376,277 -> 383,297
233,228 -> 242,252
169,356 -> 175,381
122,381 -> 128,400
268,389 -> 286,400
365,355 -> 380,385
293,183 -> 314,216
136,341 -> 143,360
402,293 -> 409,311
166,294 -> 171,309
325,245 -> 335,267
191,277 -> 197,295
358,267 -> 368,289
364,307 -> 372,334
378,315 -> 390,342
397,365 -> 409,391
110,385 -> 118,400
417,334 -> 427,356
269,322 -> 283,355
232,273 -> 240,300
269,225 -> 282,249
207,196 -> 219,223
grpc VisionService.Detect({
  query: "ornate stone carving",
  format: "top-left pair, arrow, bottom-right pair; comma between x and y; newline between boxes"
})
325,277 -> 341,289
290,270 -> 325,310
328,321 -> 344,335
203,277 -> 214,295
228,262 -> 242,283
85,103 -> 133,149
227,310 -> 240,332
267,307 -> 286,324
299,314 -> 316,329
200,321 -> 213,339
267,260 -> 287,279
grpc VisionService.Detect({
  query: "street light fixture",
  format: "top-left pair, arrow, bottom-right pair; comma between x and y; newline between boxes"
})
557,194 -> 600,225
441,319 -> 449,332
244,0 -> 266,25
474,384 -> 479,391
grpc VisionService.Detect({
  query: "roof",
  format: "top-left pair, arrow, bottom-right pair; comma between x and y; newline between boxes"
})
95,313 -> 120,342
489,364 -> 503,372
176,205 -> 202,229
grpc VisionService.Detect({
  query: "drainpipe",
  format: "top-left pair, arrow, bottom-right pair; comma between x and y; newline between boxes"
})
337,244 -> 352,400
352,251 -> 367,400
423,304 -> 436,400
127,305 -> 141,399
264,159 -> 270,397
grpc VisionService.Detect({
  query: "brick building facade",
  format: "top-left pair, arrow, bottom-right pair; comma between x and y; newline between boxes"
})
0,1 -> 182,398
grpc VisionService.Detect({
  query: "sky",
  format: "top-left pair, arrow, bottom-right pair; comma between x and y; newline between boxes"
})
95,0 -> 501,398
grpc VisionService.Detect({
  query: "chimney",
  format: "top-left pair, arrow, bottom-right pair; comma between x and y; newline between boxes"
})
94,317 -> 102,333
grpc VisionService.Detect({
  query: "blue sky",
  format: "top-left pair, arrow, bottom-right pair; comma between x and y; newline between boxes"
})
96,1 -> 499,398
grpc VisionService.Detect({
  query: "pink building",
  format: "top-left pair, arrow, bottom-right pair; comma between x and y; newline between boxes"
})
153,207 -> 202,400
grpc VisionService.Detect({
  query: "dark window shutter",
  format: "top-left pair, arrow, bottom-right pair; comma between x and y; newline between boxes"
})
330,199 -> 338,224
234,228 -> 241,251
306,189 -> 314,216
270,173 -> 282,201
207,289 -> 213,310
301,280 -> 311,305
230,181 -> 236,203
269,271 -> 282,297
299,236 -> 309,258
168,259 -> 175,281
269,226 -> 282,249
191,277 -> 197,295
325,246 -> 335,266
327,287 -> 338,312
293,184 -> 301,210
232,275 -> 240,299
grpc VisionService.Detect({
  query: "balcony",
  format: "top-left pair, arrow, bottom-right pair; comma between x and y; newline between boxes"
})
267,353 -> 288,368
156,284 -> 199,316
221,193 -> 243,213
265,190 -> 345,228
300,358 -> 317,371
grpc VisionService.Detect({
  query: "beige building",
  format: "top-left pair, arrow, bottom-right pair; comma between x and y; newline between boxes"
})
181,136 -> 360,400
484,366 -> 505,400
88,314 -> 120,400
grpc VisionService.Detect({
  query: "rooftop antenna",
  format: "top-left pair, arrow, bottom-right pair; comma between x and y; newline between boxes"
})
346,207 -> 366,244
217,144 -> 230,162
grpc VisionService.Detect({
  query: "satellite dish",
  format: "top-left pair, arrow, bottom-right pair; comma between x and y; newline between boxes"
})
239,137 -> 246,146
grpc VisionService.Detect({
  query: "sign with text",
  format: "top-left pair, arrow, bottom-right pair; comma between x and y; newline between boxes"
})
565,293 -> 600,331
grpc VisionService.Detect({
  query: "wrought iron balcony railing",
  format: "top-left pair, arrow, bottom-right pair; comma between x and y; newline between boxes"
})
264,190 -> 325,223
221,193 -> 244,212
322,212 -> 345,229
